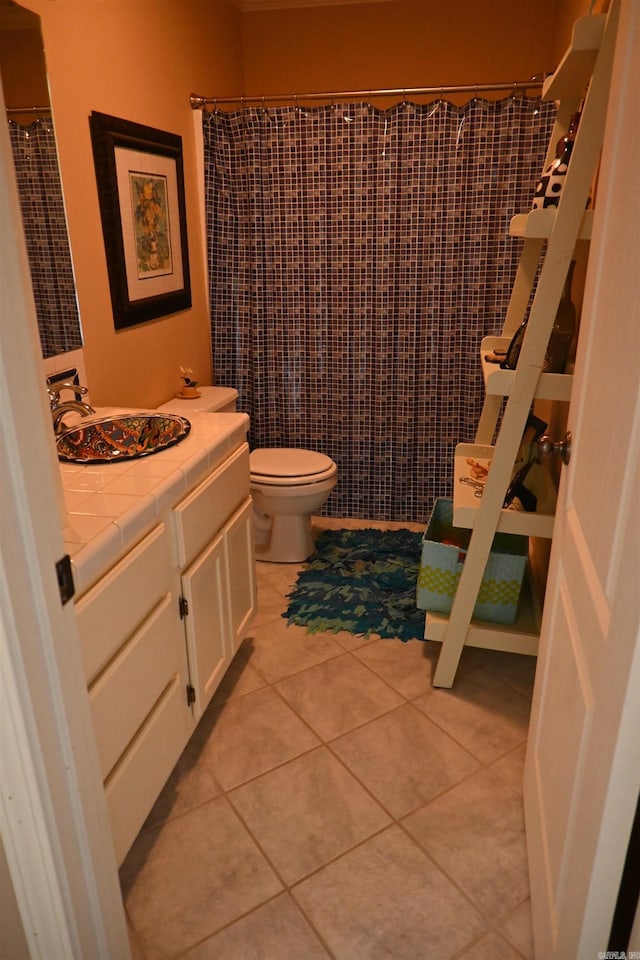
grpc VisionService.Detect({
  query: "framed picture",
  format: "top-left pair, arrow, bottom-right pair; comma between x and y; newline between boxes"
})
89,111 -> 191,329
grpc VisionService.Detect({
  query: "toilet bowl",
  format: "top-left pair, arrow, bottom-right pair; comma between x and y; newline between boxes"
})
250,448 -> 338,563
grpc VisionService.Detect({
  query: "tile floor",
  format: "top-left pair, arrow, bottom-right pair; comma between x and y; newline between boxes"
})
120,518 -> 537,960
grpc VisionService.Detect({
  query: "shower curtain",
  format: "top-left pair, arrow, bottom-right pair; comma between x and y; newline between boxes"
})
8,116 -> 82,359
204,98 -> 554,523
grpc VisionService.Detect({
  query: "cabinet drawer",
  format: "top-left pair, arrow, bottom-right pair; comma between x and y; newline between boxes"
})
75,524 -> 171,684
173,443 -> 250,566
88,594 -> 181,780
104,676 -> 189,866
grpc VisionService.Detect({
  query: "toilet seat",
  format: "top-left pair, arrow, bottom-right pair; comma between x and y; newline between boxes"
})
250,448 -> 336,486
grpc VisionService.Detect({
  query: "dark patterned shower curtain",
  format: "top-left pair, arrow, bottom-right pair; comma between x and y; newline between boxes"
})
204,98 -> 554,523
8,116 -> 82,359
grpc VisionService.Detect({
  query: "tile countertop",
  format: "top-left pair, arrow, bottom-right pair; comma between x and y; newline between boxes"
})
60,410 -> 250,598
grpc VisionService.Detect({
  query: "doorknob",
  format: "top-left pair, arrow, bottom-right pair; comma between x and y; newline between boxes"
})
536,431 -> 572,465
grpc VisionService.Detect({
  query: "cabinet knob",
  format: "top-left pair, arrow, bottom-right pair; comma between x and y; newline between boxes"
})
536,431 -> 572,465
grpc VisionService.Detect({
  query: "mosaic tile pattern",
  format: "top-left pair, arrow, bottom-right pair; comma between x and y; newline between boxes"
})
8,117 -> 82,359
204,98 -> 554,522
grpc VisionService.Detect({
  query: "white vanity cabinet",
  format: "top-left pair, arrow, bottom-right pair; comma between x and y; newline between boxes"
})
69,418 -> 256,865
74,523 -> 192,864
173,443 -> 256,717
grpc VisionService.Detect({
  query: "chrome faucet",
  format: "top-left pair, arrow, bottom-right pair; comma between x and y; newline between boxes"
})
47,380 -> 95,435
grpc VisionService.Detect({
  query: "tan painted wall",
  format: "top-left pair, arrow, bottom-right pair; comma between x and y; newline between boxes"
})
7,0 -> 599,407
0,26 -> 49,120
241,0 -> 563,103
18,0 -> 243,408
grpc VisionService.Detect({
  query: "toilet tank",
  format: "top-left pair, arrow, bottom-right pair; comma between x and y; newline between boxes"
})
157,386 -> 238,415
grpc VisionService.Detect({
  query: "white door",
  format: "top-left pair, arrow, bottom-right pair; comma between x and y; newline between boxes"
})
181,531 -> 229,714
524,3 -> 640,956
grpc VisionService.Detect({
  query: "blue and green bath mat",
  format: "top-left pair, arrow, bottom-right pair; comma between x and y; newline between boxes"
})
282,527 -> 425,642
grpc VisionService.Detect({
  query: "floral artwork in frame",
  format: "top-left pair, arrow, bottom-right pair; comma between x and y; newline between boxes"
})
89,111 -> 191,329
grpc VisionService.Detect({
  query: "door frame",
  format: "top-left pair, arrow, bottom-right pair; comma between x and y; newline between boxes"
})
0,89 -> 130,958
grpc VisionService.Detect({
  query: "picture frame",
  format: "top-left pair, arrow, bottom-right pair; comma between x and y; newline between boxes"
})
89,111 -> 191,329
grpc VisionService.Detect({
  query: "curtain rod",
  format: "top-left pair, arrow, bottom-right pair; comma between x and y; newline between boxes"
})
6,105 -> 51,116
190,78 -> 545,110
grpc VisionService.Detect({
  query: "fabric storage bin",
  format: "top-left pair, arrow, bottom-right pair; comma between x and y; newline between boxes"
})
416,498 -> 528,625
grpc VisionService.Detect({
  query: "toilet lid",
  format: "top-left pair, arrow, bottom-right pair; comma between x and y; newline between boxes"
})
250,447 -> 335,480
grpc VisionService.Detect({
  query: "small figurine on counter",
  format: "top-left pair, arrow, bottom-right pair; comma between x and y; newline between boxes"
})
178,366 -> 200,398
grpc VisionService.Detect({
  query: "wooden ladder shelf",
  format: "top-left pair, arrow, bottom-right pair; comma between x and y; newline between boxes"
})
427,3 -> 620,687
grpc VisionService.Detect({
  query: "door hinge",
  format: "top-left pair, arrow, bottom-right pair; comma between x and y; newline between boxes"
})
179,595 -> 189,619
186,684 -> 196,706
56,554 -> 75,605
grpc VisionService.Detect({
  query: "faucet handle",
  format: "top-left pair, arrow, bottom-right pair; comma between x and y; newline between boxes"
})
47,380 -> 89,402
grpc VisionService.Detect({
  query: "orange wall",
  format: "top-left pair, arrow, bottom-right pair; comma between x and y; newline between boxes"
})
240,1 -> 603,106
241,0 -> 561,103
8,0 -> 598,407
19,0 -> 243,408
0,27 -> 49,120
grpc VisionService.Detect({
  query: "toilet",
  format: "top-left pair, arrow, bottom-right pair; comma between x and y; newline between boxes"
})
250,448 -> 338,563
158,387 -> 337,563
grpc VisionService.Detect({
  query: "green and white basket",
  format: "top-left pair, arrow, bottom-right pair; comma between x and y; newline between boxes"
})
416,498 -> 528,625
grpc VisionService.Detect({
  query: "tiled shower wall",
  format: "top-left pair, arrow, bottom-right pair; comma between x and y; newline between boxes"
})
204,98 -> 555,523
9,117 -> 82,360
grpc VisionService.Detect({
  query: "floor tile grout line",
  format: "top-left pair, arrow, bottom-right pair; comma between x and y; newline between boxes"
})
254,645 -> 496,821
495,893 -> 536,958
410,691 -> 532,767
168,889 -> 341,960
321,731 -> 483,824
125,711 -> 530,953
134,729 -> 511,896
123,516 -> 534,959
392,697 -> 495,767
448,925 -> 528,960
219,796 -> 423,958
271,643 -> 408,699
206,702 -> 504,926
138,694 -> 497,855
475,663 -> 536,705
392,812 -> 528,941
133,660 -> 484,840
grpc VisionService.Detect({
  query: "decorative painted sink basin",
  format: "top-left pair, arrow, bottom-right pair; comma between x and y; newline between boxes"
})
56,413 -> 191,464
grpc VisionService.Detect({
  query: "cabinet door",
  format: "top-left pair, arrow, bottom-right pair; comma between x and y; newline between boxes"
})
181,531 -> 228,715
224,497 -> 257,655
